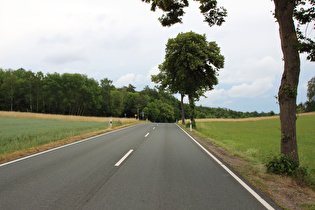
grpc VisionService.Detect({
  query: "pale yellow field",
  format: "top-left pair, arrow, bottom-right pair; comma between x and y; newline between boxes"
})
0,111 -> 138,123
194,112 -> 315,122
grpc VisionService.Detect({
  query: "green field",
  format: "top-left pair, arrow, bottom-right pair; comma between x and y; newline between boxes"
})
0,117 -> 115,155
196,115 -> 315,171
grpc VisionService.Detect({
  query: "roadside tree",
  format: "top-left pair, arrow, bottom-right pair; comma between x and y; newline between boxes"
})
274,0 -> 314,164
144,0 -> 315,166
152,31 -> 224,125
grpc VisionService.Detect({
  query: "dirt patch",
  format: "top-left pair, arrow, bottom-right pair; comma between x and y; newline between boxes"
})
185,127 -> 315,210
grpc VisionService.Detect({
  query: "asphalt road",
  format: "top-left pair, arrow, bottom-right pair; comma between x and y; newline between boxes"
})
0,123 -> 279,210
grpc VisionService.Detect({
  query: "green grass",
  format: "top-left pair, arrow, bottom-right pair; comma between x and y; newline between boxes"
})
0,117 -> 115,155
196,115 -> 315,171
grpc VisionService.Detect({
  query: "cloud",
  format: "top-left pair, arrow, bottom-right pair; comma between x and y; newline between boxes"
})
220,56 -> 281,84
115,65 -> 161,89
116,74 -> 136,87
43,53 -> 86,65
146,65 -> 159,80
203,89 -> 226,102
227,79 -> 274,98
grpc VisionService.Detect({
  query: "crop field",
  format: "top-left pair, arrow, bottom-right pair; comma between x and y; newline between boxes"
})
0,111 -> 136,123
0,111 -> 138,161
195,112 -> 315,171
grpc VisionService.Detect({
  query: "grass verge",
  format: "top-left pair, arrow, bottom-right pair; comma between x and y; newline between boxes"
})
181,113 -> 315,209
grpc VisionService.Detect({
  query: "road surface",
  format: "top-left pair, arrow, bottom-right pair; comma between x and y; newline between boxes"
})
0,123 -> 279,209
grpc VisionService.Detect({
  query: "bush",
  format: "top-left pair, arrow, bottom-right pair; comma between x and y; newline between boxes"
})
186,121 -> 196,129
265,154 -> 298,176
266,154 -> 315,189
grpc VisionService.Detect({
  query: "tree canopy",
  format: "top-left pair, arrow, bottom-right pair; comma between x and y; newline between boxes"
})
294,0 -> 315,61
152,31 -> 224,124
141,0 -> 227,27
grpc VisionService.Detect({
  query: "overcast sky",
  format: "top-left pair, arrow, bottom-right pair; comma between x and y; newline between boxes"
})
1,0 -> 314,113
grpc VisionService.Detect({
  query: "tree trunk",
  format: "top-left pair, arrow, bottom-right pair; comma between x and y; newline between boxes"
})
274,0 -> 300,164
188,95 -> 195,124
181,93 -> 185,124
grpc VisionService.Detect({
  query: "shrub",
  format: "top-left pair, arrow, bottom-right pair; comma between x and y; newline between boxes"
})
186,121 -> 196,129
265,154 -> 298,176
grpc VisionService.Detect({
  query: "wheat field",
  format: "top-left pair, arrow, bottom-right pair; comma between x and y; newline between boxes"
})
0,111 -> 137,123
194,112 -> 315,122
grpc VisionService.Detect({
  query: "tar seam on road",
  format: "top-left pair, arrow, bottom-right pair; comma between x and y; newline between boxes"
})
176,124 -> 275,210
115,149 -> 134,167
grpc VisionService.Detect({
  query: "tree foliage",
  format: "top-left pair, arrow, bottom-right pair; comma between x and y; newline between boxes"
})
294,0 -> 315,61
141,0 -> 227,27
305,76 -> 315,111
152,31 -> 224,123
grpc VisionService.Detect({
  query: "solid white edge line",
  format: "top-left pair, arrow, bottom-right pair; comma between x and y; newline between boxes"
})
176,124 -> 275,210
145,133 -> 150,138
0,124 -> 140,168
115,149 -> 133,167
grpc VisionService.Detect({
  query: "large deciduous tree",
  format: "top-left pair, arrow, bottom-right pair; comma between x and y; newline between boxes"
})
144,0 -> 314,165
152,31 -> 224,124
274,0 -> 314,164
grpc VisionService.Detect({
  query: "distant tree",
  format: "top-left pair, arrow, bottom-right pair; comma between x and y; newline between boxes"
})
158,101 -> 175,122
111,90 -> 124,117
152,31 -> 224,125
100,78 -> 115,116
296,102 -> 306,113
307,77 -> 315,102
306,76 -> 315,112
144,100 -> 160,122
1,69 -> 18,111
134,94 -> 149,113
123,92 -> 139,117
141,86 -> 159,102
123,84 -> 136,93
44,72 -> 63,114
34,71 -> 45,112
0,69 -> 4,110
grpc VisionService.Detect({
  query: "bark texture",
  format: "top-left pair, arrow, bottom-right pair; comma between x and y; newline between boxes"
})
181,94 -> 185,125
274,0 -> 300,164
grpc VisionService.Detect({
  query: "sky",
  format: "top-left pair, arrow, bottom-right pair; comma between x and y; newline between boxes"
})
1,0 -> 314,113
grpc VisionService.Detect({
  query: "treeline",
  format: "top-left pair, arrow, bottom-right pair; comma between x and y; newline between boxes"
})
0,68 -> 276,122
194,106 -> 275,119
0,68 -> 181,122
